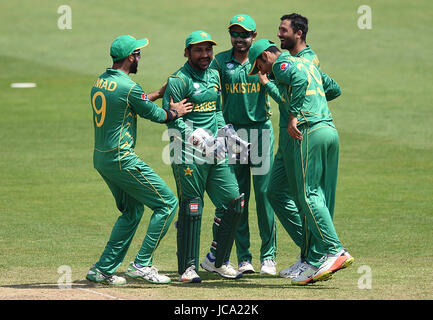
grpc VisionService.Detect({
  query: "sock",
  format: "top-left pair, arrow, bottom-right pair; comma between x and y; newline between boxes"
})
207,252 -> 216,261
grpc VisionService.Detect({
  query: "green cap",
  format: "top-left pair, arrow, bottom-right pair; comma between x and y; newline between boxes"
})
185,30 -> 217,48
248,39 -> 277,75
228,14 -> 256,32
110,35 -> 149,62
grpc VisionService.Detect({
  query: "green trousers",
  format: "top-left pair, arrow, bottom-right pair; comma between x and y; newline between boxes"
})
232,120 -> 277,264
172,161 -> 240,258
293,122 -> 343,267
267,130 -> 303,250
94,159 -> 178,274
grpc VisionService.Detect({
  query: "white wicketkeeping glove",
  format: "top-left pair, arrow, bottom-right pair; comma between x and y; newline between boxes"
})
217,124 -> 251,162
189,128 -> 227,159
212,137 -> 228,160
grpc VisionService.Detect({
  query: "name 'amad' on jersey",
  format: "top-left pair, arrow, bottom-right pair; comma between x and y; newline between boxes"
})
94,78 -> 118,91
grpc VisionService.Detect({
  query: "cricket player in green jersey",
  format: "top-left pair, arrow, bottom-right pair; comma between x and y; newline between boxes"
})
260,13 -> 344,279
249,39 -> 354,285
163,31 -> 250,283
86,35 -> 193,285
210,14 -> 277,275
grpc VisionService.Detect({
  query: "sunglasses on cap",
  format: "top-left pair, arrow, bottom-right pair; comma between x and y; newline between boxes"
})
229,31 -> 254,39
132,49 -> 141,56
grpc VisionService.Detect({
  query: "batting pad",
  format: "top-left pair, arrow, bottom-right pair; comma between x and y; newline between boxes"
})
176,197 -> 203,274
214,193 -> 245,268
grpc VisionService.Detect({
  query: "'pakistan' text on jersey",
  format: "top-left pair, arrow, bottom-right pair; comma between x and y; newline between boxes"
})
91,68 -> 166,170
211,49 -> 271,125
162,62 -> 225,163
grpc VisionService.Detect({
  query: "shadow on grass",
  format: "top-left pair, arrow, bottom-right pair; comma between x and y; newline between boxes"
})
0,270 -> 338,291
0,279 -> 144,290
161,270 -> 337,290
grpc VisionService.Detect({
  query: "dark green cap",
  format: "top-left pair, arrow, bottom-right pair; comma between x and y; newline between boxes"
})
228,14 -> 256,32
185,30 -> 217,48
248,39 -> 277,75
110,35 -> 149,62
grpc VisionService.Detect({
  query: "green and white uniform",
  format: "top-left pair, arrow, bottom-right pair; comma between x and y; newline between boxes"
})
211,49 -> 276,265
163,62 -> 242,273
90,68 -> 178,274
270,52 -> 343,267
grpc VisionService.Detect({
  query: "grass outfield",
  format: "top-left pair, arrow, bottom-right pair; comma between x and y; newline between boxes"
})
1,0 -> 432,300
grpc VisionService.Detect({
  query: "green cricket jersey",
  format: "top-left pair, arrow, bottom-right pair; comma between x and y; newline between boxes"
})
91,68 -> 166,170
272,52 -> 340,127
266,50 -> 340,128
163,62 -> 224,135
264,45 -> 320,106
210,49 -> 271,125
297,45 -> 320,68
264,45 -> 322,127
162,62 -> 225,163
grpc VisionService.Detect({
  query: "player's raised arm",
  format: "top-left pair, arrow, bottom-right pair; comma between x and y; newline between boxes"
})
259,71 -> 285,105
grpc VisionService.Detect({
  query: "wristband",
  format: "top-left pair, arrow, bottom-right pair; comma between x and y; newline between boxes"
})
164,109 -> 179,123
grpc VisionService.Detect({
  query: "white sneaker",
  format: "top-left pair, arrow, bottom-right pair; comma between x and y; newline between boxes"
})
86,265 -> 127,285
291,263 -> 326,285
279,257 -> 305,279
200,253 -> 243,279
260,259 -> 277,275
312,249 -> 354,281
238,261 -> 255,274
179,265 -> 201,283
125,262 -> 171,284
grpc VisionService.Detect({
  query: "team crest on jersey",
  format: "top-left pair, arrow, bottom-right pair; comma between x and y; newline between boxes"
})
280,62 -> 290,71
141,93 -> 149,101
193,82 -> 202,95
226,63 -> 234,69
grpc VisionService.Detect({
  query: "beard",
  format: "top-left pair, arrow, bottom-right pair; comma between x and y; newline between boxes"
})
190,57 -> 211,71
129,59 -> 138,74
281,36 -> 296,50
